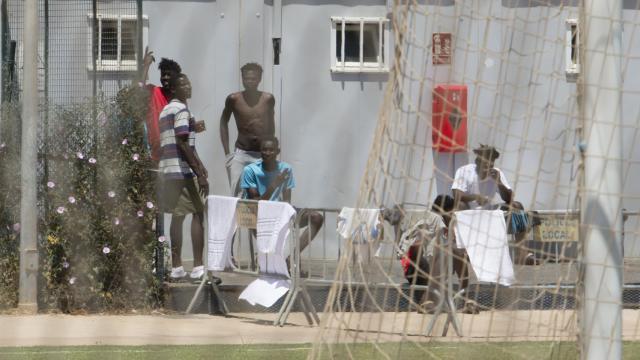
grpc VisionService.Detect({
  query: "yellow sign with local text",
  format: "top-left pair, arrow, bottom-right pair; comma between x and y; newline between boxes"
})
533,215 -> 579,242
236,201 -> 258,229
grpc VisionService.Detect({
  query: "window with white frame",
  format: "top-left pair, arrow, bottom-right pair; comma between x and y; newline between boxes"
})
330,17 -> 390,73
565,18 -> 579,82
87,14 -> 148,72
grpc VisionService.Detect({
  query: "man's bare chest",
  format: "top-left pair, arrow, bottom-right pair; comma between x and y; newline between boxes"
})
234,101 -> 268,119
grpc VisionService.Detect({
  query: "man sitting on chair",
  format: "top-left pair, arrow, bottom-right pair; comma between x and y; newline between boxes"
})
240,136 -> 324,268
452,144 -> 536,265
384,195 -> 478,314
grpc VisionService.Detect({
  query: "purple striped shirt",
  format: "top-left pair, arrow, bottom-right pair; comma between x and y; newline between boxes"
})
158,99 -> 197,179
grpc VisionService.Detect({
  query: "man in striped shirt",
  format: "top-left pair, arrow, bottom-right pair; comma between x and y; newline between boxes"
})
158,73 -> 209,281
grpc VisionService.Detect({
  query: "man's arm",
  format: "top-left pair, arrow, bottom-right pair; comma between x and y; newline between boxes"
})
490,169 -> 513,203
139,47 -> 154,85
453,189 -> 488,209
282,188 -> 291,204
245,169 -> 290,201
497,183 -> 512,203
267,94 -> 276,136
176,134 -> 209,196
194,151 -> 208,179
219,95 -> 234,156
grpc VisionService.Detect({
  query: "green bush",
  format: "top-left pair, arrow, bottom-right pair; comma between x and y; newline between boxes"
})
0,102 -> 21,309
0,86 -> 163,312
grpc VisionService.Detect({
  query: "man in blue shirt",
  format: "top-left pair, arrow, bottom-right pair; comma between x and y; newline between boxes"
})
241,137 -> 323,262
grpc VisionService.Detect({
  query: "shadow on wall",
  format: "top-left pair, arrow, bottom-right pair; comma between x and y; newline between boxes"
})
331,72 -> 388,91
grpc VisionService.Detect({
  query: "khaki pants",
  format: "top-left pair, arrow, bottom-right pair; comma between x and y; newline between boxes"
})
225,148 -> 261,197
159,178 -> 204,216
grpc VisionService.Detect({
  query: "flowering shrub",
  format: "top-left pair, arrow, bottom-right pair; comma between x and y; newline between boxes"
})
0,86 -> 164,311
0,103 -> 21,309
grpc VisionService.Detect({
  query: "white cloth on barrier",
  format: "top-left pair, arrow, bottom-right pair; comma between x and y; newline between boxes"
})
256,200 -> 296,254
240,201 -> 295,307
207,195 -> 238,271
453,210 -> 515,286
337,208 -> 381,243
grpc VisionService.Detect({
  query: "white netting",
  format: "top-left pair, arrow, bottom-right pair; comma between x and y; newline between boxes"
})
311,1 -> 640,358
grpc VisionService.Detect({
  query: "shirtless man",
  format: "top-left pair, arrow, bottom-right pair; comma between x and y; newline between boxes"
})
219,63 -> 276,196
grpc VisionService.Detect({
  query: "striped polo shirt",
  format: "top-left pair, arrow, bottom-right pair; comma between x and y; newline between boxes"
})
158,99 -> 197,180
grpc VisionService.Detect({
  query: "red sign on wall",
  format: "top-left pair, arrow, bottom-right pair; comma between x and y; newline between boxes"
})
432,33 -> 452,65
432,84 -> 467,153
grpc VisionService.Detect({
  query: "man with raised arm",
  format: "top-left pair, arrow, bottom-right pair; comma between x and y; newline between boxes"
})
240,137 -> 323,262
140,48 -> 182,164
158,73 -> 210,281
220,63 -> 276,196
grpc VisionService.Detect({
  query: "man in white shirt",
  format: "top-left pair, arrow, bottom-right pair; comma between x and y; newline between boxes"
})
451,145 -> 512,209
452,145 -> 536,265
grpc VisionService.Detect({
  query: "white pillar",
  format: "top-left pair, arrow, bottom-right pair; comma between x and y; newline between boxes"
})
580,0 -> 623,359
19,0 -> 40,313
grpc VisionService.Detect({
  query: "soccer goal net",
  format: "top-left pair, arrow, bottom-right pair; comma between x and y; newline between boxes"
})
310,1 -> 640,358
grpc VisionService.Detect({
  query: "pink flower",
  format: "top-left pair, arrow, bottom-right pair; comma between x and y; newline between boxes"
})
62,261 -> 70,269
107,191 -> 116,198
88,157 -> 97,164
0,143 -> 5,149
56,206 -> 66,214
97,111 -> 107,126
158,236 -> 166,243
114,218 -> 120,225
12,223 -> 20,232
69,277 -> 76,285
76,152 -> 84,159
132,153 -> 140,161
68,196 -> 76,204
146,201 -> 154,209
102,246 -> 111,254
121,138 -> 128,145
137,210 -> 144,217
47,181 -> 55,188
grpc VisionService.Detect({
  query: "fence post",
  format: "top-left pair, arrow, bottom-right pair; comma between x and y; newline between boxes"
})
580,1 -> 623,359
18,0 -> 39,313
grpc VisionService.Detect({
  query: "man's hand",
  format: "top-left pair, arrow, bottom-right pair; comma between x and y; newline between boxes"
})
475,194 -> 489,206
197,176 -> 209,197
143,47 -> 155,69
195,120 -> 206,133
489,168 -> 505,186
275,168 -> 291,186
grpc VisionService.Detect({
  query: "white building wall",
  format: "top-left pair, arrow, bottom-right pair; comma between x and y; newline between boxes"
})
142,0 -> 640,259
4,0 -> 635,260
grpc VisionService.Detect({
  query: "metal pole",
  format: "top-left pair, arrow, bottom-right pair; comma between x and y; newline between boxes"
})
92,0 -> 97,99
18,0 -> 39,313
580,0 -> 623,359
43,0 -> 49,208
136,0 -> 143,76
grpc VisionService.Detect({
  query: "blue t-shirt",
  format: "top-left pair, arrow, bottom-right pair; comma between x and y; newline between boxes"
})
240,160 -> 295,201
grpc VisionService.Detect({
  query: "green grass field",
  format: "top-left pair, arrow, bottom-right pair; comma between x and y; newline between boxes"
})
0,342 -> 638,360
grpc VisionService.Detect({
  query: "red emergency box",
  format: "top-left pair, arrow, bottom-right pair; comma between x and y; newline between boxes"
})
432,84 -> 467,152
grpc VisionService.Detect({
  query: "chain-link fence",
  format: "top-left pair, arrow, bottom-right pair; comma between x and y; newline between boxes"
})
0,0 -> 161,312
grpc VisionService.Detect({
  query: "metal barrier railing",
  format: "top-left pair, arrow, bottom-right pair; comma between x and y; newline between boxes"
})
229,207 -> 640,281
227,207 -> 639,284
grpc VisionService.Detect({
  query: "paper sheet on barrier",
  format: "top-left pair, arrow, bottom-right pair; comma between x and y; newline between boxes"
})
239,277 -> 291,308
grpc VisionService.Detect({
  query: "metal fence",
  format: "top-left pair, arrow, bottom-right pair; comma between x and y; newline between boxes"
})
228,206 -> 639,285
